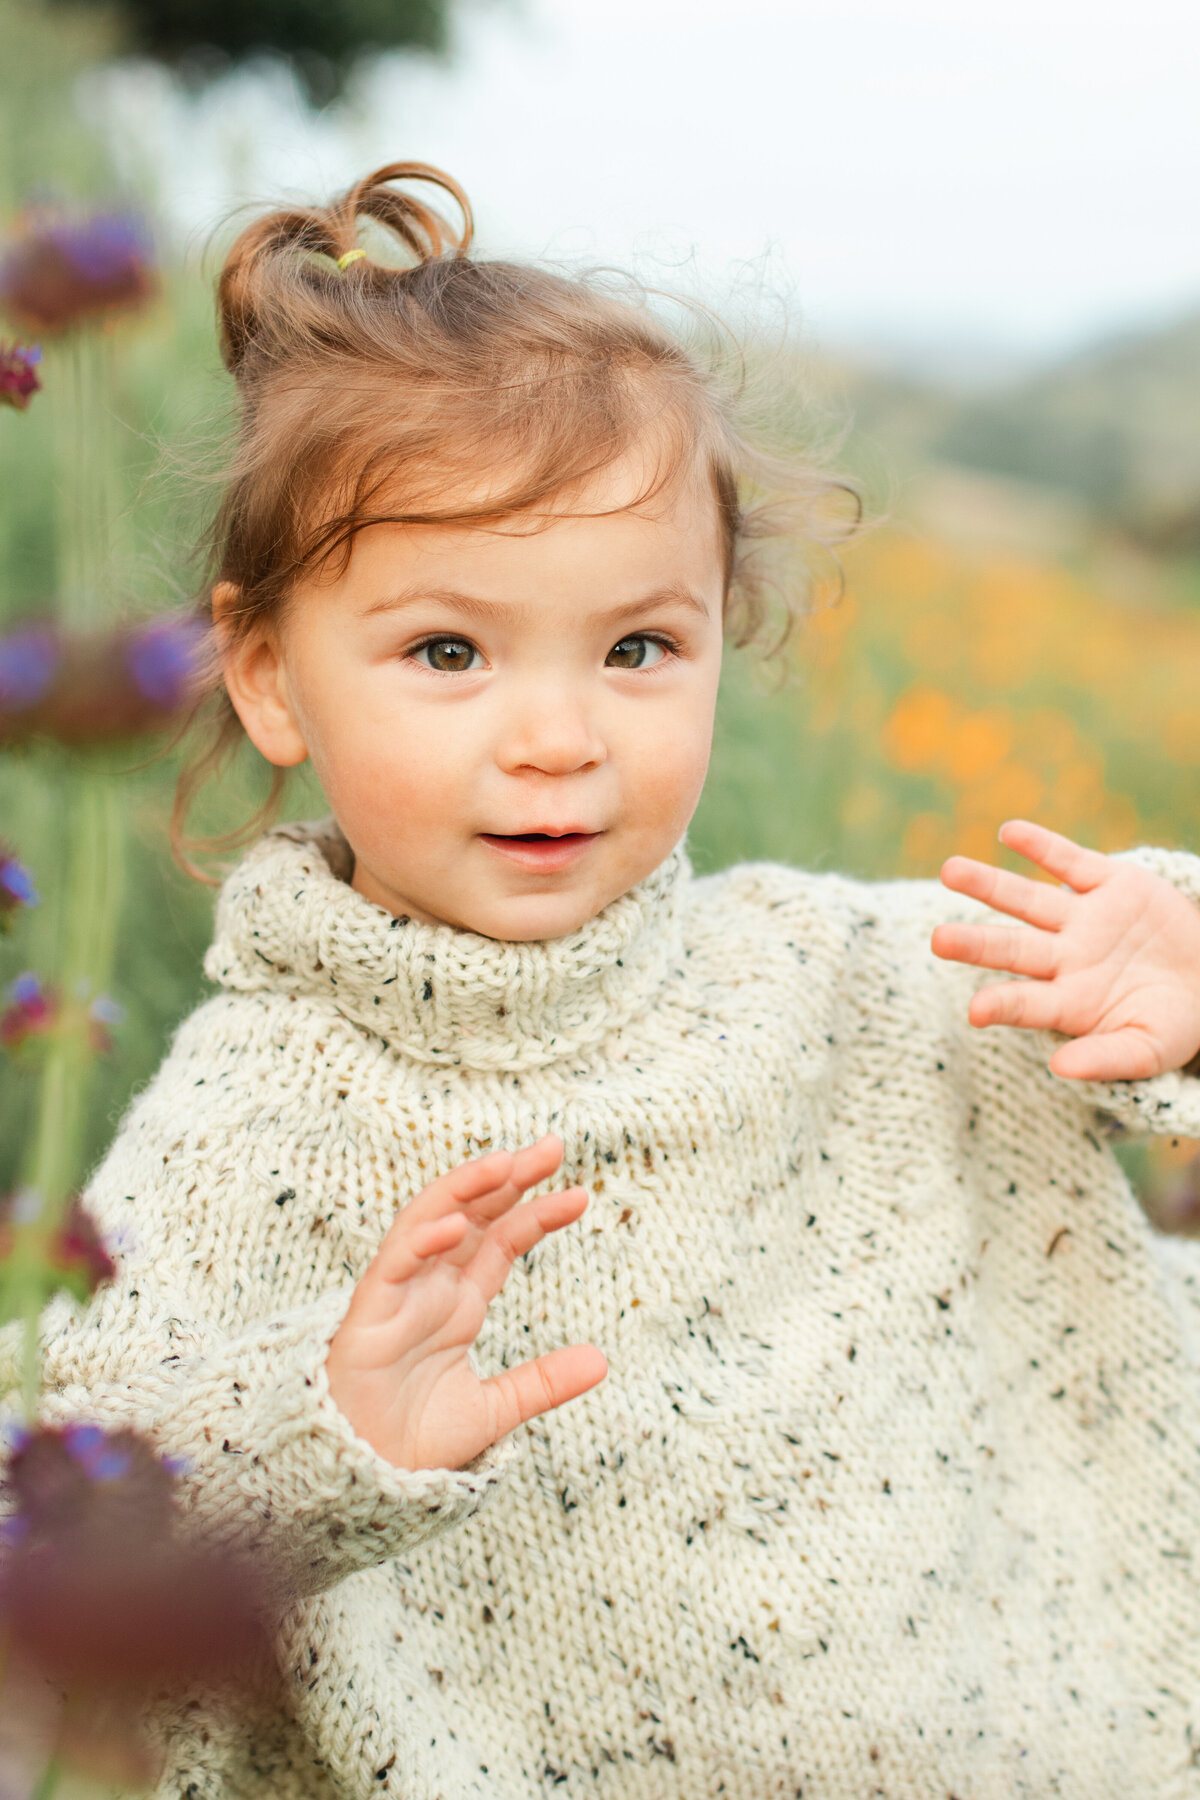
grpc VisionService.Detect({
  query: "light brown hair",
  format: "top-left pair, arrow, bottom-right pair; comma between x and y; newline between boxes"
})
175,160 -> 859,871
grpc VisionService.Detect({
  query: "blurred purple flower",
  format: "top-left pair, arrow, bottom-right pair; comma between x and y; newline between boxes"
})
0,845 -> 38,931
0,208 -> 157,336
0,972 -> 57,1049
0,340 -> 41,411
0,616 -> 208,747
0,1191 -> 117,1320
87,992 -> 124,1055
0,1423 -> 273,1692
125,615 -> 206,710
51,1198 -> 118,1301
0,625 -> 58,710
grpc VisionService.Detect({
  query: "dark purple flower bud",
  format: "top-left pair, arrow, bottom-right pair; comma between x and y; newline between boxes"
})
0,972 -> 57,1049
0,340 -> 41,411
0,617 -> 209,747
0,1188 -> 115,1328
0,208 -> 158,336
125,615 -> 206,710
50,1198 -> 118,1301
0,1424 -> 273,1691
0,845 -> 38,931
0,625 -> 58,711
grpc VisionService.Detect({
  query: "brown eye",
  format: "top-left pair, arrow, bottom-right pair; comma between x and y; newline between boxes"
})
606,635 -> 666,670
415,638 -> 480,673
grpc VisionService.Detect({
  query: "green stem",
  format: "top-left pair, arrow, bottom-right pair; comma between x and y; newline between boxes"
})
18,770 -> 126,1419
19,1263 -> 45,1420
57,330 -> 116,629
30,1752 -> 62,1800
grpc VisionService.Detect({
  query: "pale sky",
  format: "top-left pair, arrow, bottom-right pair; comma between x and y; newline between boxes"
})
85,0 -> 1200,372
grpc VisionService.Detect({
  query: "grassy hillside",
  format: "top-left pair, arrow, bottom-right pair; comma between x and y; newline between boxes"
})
836,307 -> 1200,553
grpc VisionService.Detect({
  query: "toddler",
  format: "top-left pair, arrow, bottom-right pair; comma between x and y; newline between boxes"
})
23,162 -> 1200,1799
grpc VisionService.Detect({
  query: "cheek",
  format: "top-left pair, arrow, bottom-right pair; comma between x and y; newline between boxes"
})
624,686 -> 717,822
303,684 -> 474,843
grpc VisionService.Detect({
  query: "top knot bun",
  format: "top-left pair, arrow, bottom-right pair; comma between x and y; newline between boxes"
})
216,161 -> 474,375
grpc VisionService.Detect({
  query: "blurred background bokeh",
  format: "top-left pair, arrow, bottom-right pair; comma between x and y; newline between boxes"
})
4,0 -> 1200,1226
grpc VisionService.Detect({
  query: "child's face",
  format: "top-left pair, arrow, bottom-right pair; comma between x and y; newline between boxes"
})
221,447 -> 726,940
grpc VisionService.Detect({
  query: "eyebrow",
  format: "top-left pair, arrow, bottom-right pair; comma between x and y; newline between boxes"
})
359,581 -> 711,625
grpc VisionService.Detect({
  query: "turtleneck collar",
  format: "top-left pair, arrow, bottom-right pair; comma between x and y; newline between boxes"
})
204,817 -> 689,1072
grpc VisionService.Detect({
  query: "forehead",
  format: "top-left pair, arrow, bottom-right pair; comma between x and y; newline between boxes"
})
339,444 -> 726,591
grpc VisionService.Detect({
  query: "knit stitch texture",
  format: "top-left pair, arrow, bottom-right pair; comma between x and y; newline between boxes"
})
11,820 -> 1200,1799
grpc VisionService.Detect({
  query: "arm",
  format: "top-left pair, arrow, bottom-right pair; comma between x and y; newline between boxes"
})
6,1012 -> 606,1606
931,820 -> 1200,1137
17,1279 -> 521,1607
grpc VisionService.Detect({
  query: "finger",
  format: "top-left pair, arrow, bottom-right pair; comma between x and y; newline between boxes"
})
481,1341 -> 608,1442
939,857 -> 1071,931
413,1148 -> 517,1220
967,977 -> 1065,1032
507,1134 -> 565,1196
409,1213 -> 470,1258
932,921 -> 1059,980
997,820 -> 1111,894
467,1187 -> 590,1305
372,1150 -> 519,1289
378,1136 -> 564,1284
441,1134 -> 567,1234
1048,1028 -> 1164,1083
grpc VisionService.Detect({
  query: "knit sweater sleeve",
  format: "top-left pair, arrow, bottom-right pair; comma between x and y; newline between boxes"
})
5,1003 -> 522,1605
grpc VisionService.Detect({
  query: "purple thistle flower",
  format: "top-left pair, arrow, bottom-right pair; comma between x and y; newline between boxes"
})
0,625 -> 58,710
51,1199 -> 118,1301
0,1192 -> 118,1306
0,1423 -> 273,1693
63,1424 -> 131,1482
0,207 -> 158,336
0,340 -> 41,411
0,858 -> 37,905
49,214 -> 152,286
0,971 -> 57,1049
0,845 -> 38,931
125,615 -> 206,710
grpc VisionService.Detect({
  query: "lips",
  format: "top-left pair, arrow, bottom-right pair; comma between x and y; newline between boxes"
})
478,830 -> 601,873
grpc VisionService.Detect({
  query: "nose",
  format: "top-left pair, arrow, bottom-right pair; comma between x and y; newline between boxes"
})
494,678 -> 607,778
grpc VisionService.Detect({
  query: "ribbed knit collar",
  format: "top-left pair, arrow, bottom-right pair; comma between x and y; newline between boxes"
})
204,817 -> 688,1072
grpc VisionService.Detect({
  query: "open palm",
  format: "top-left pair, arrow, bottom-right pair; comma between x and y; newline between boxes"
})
326,1136 -> 607,1472
931,820 -> 1200,1082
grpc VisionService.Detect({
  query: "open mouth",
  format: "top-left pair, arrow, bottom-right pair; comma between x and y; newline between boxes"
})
479,830 -> 600,869
500,832 -> 590,843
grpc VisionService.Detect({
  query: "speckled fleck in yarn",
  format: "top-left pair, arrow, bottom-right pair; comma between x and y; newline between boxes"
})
11,819 -> 1200,1800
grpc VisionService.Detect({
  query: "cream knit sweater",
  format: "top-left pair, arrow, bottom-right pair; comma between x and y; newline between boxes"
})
13,819 -> 1200,1800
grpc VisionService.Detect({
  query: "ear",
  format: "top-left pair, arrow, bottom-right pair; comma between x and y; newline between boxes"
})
212,581 -> 309,768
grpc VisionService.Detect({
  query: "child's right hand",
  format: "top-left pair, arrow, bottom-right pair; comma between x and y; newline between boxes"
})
324,1136 -> 607,1472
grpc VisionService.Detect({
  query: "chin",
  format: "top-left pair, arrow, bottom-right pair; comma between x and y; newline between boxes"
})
467,888 -> 608,943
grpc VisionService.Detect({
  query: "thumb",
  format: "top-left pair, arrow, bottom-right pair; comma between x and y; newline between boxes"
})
482,1342 -> 607,1441
1049,1026 -> 1163,1083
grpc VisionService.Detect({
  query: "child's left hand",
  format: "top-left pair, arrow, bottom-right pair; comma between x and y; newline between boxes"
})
930,819 -> 1200,1081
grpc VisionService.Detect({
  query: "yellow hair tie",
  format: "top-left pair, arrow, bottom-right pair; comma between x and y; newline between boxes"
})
336,247 -> 367,271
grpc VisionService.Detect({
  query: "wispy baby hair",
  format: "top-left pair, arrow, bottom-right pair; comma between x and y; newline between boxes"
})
175,159 -> 860,871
